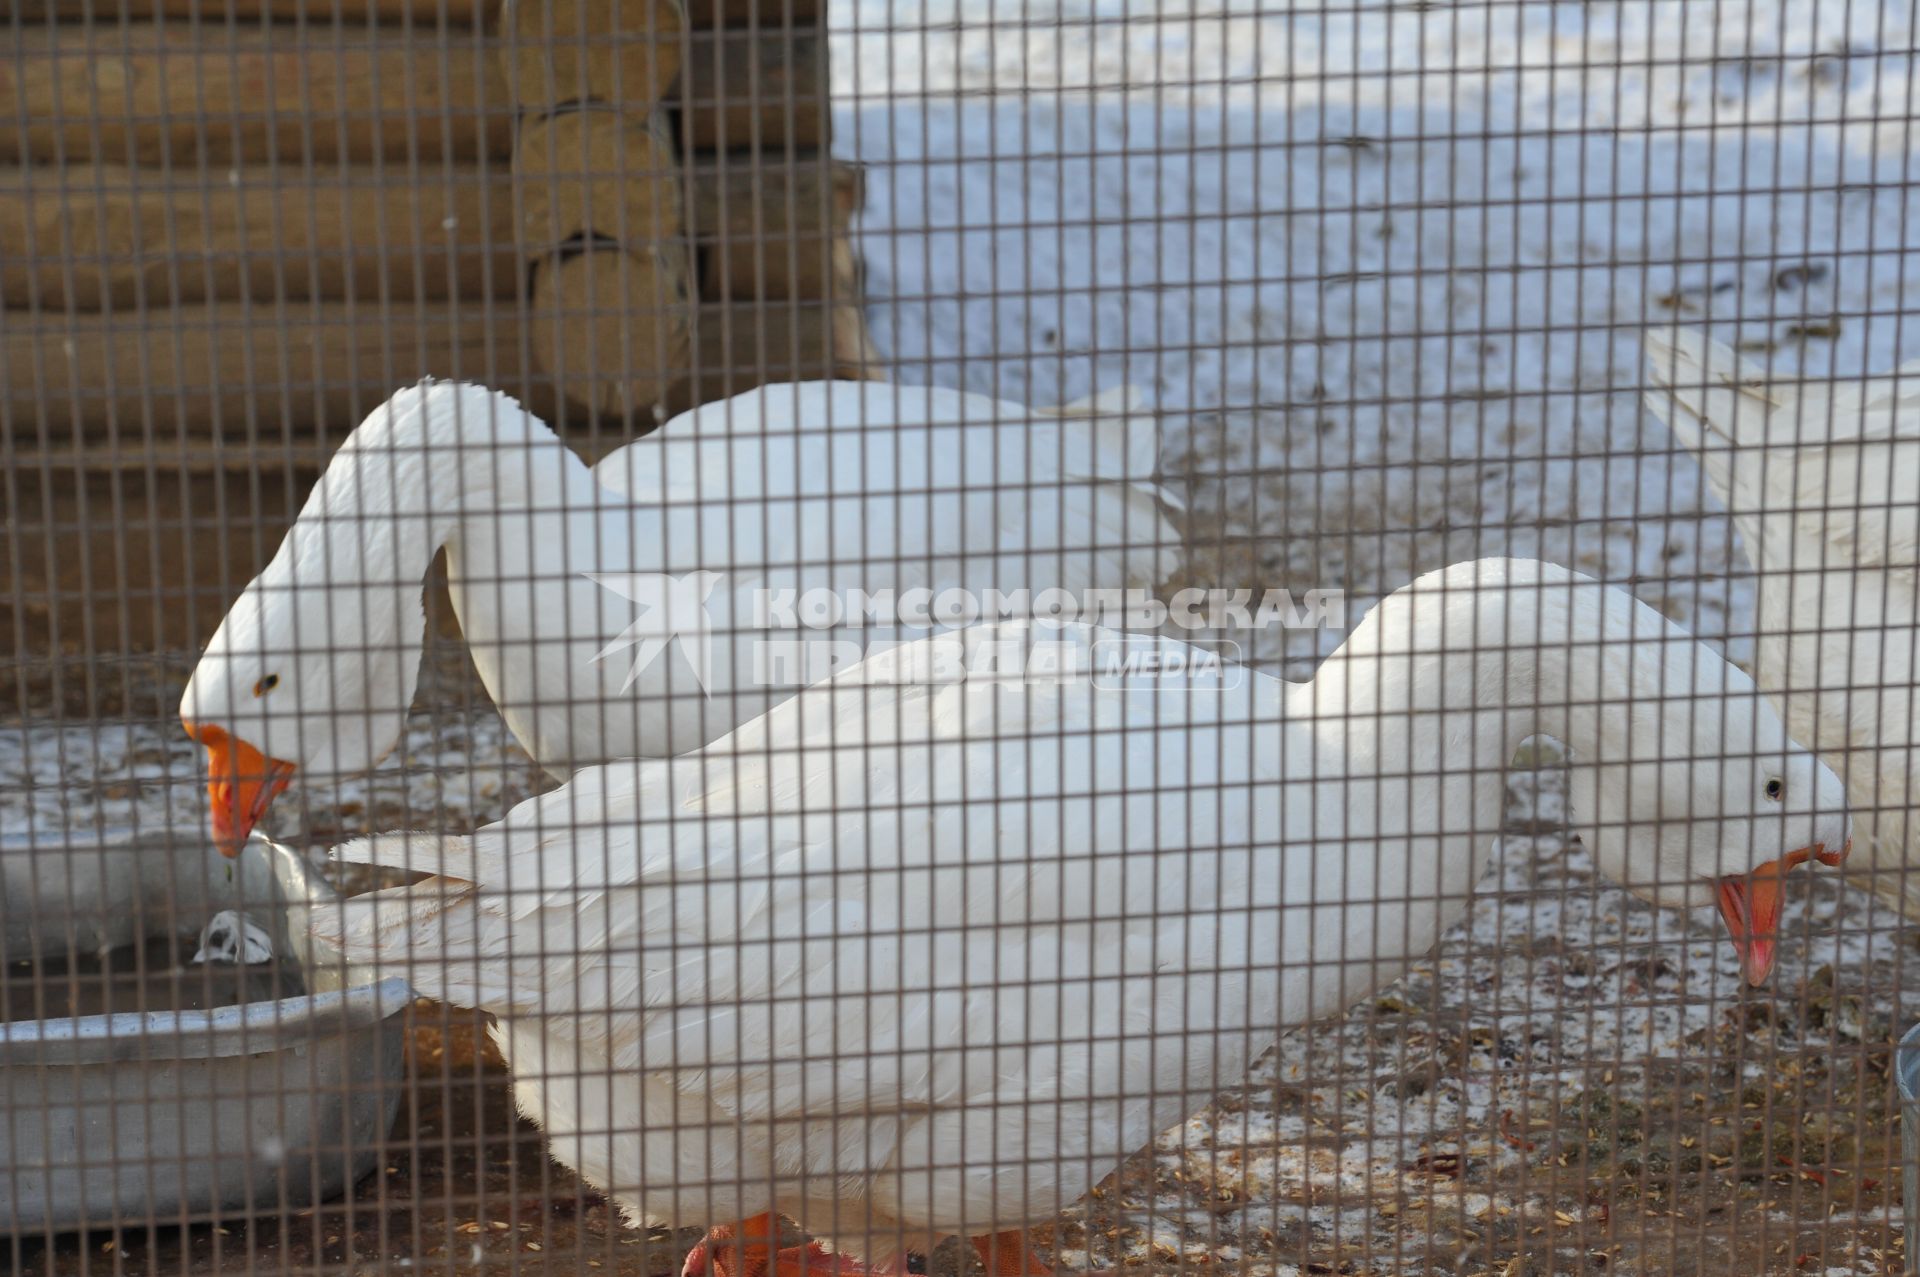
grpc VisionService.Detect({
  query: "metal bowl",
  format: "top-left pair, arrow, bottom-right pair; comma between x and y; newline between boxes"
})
0,835 -> 411,1234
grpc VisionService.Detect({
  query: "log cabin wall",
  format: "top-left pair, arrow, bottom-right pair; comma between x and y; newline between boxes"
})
2,0 -> 882,717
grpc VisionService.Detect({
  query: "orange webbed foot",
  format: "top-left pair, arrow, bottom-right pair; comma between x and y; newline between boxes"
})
683,1218 -> 904,1277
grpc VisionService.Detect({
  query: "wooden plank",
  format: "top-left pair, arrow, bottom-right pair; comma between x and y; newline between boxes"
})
0,152 -> 866,309
32,0 -> 492,24
2,461 -> 322,719
673,25 -> 824,152
670,296 -> 881,410
3,439 -> 334,472
687,153 -> 859,227
0,166 -> 521,308
0,24 -> 513,166
1,294 -> 882,439
701,225 -> 856,303
498,0 -> 684,116
2,302 -> 545,441
512,107 -> 679,250
529,243 -> 693,422
683,0 -> 820,28
690,157 -> 858,300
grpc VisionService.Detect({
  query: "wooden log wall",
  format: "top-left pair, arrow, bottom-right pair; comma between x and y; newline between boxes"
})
1,0 -> 876,442
3,0 -> 882,715
505,0 -> 694,418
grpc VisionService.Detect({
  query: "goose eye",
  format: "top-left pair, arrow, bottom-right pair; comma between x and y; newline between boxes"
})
253,674 -> 280,697
1765,777 -> 1785,802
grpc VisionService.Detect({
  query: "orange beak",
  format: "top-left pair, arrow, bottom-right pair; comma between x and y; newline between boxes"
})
1715,839 -> 1850,986
182,721 -> 297,858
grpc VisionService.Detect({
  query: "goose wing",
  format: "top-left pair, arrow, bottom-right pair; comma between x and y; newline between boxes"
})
1645,327 -> 1920,578
321,625 -> 1278,1201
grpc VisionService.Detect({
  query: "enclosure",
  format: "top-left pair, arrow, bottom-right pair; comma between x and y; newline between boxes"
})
4,1 -> 1917,1275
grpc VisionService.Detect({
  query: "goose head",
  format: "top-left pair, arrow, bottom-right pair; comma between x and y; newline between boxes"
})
1569,651 -> 1849,987
177,380 -> 564,855
180,492 -> 429,856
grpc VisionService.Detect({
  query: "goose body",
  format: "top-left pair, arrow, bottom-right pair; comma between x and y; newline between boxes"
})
1644,327 -> 1920,915
180,380 -> 1181,852
316,558 -> 1847,1275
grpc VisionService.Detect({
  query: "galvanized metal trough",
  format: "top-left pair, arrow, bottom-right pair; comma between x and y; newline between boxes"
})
0,834 -> 411,1234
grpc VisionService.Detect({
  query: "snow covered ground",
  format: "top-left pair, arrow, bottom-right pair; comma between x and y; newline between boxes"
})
832,0 -> 1920,677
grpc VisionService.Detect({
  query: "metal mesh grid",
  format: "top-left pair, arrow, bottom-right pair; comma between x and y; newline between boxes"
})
1,2 -> 1912,1275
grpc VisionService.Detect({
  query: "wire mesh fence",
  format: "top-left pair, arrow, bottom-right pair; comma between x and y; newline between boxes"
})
3,2 -> 1916,1275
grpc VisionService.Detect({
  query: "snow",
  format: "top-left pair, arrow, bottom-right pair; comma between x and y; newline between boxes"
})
831,0 -> 1920,675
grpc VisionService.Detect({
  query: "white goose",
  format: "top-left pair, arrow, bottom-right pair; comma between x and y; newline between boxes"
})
1644,326 -> 1920,915
179,379 -> 1180,854
313,558 -> 1848,1277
